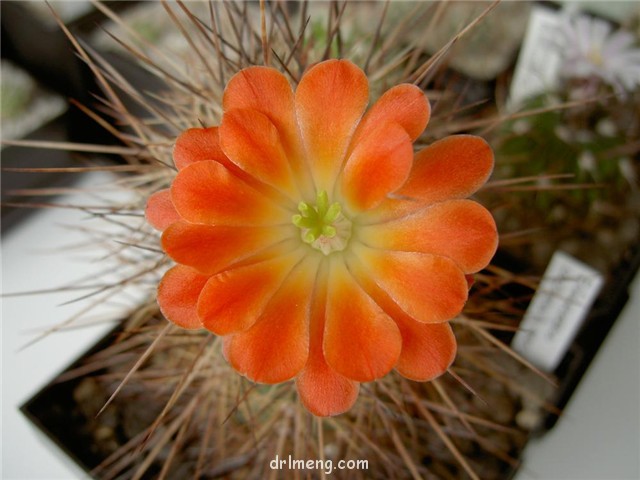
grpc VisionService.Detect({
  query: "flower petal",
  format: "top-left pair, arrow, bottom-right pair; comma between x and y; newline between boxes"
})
162,221 -> 289,275
198,253 -> 301,335
173,127 -> 229,170
353,247 -> 469,324
295,59 -> 369,191
324,259 -> 401,382
340,122 -> 413,211
145,189 -> 180,231
361,199 -> 498,273
346,262 -> 457,380
220,108 -> 297,196
350,83 -> 430,147
395,320 -> 456,381
225,259 -> 316,384
465,274 -> 475,289
157,265 -> 209,330
297,358 -> 360,417
171,160 -> 286,226
222,66 -> 294,118
222,66 -> 298,150
222,66 -> 312,191
296,265 -> 359,416
398,135 -> 494,204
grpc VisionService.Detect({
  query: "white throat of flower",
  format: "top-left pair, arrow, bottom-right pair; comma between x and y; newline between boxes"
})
292,190 -> 352,256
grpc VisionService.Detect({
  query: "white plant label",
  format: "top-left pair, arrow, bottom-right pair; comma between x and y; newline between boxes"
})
508,6 -> 562,108
512,251 -> 605,372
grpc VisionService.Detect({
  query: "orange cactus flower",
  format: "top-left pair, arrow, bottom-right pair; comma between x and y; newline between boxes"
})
145,60 -> 498,416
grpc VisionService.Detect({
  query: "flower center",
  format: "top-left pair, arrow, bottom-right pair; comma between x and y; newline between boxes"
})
292,190 -> 352,255
588,47 -> 604,67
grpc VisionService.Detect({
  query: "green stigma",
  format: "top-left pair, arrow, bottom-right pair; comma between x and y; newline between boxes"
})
292,191 -> 352,255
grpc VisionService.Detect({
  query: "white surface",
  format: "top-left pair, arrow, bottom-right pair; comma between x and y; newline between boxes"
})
1,172 -> 142,479
516,270 -> 640,480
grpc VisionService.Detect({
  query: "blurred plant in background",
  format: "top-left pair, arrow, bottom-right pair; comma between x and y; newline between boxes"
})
558,10 -> 640,98
488,8 -> 640,271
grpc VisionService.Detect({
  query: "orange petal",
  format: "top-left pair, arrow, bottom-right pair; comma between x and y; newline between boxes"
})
395,319 -> 457,382
361,199 -> 498,273
162,221 -> 289,275
145,189 -> 180,231
324,259 -> 401,382
346,255 -> 457,382
296,358 -> 360,417
350,83 -> 430,147
341,122 -> 413,211
353,247 -> 469,324
197,253 -> 301,335
398,135 -> 494,204
465,274 -> 475,289
171,160 -> 286,226
296,264 -> 359,416
225,258 -> 317,384
220,108 -> 297,196
173,127 -> 229,170
222,66 -> 311,191
295,60 -> 369,191
223,66 -> 291,109
157,265 -> 209,330
222,66 -> 297,149
346,260 -> 457,381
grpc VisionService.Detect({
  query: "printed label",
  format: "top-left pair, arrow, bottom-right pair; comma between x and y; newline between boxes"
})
512,251 -> 605,372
